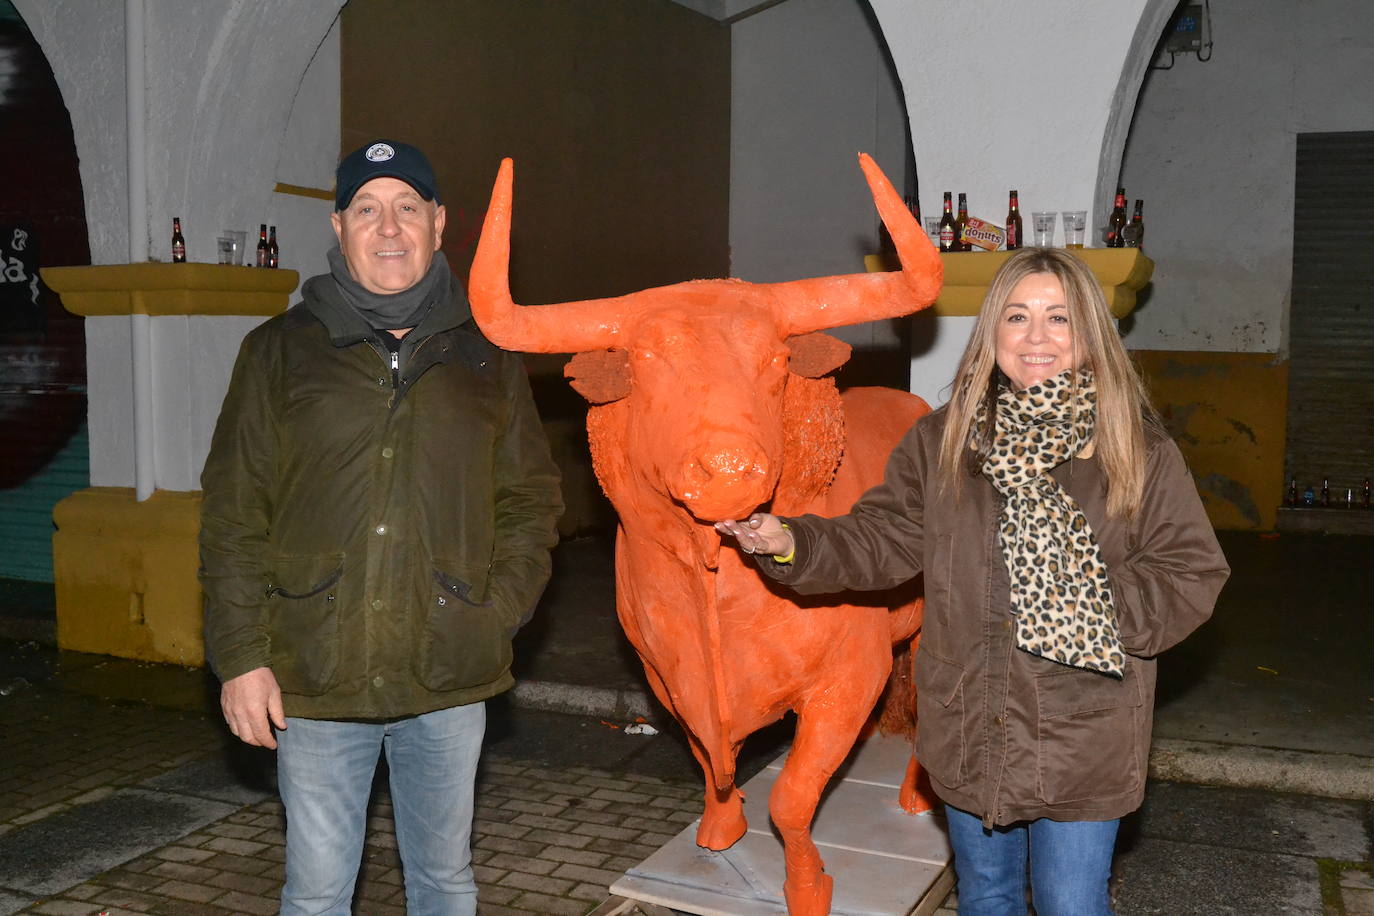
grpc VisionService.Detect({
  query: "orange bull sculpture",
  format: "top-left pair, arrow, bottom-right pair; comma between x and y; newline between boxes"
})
470,154 -> 942,916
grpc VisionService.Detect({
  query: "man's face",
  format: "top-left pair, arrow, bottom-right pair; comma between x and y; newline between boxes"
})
331,177 -> 446,294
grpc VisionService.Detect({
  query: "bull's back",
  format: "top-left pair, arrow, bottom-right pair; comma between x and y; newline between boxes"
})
816,386 -> 929,515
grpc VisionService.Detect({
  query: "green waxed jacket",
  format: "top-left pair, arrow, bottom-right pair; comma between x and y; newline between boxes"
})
200,276 -> 562,720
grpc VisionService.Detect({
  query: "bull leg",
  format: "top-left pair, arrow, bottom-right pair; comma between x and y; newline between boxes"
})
769,703 -> 875,916
899,755 -> 936,814
639,662 -> 747,850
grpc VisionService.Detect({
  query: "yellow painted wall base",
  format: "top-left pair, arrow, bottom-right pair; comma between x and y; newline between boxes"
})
52,487 -> 204,666
1133,351 -> 1289,531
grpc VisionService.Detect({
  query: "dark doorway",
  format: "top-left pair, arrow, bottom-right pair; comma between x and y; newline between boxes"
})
0,0 -> 91,582
1283,131 -> 1374,508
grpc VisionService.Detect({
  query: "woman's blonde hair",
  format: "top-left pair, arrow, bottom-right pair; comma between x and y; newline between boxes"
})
936,247 -> 1160,517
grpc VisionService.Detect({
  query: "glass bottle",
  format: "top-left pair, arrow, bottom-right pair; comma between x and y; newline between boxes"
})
938,192 -> 957,253
1005,190 -> 1022,250
1106,187 -> 1127,248
171,217 -> 186,263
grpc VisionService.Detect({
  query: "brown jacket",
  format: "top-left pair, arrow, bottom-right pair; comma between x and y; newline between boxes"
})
766,408 -> 1228,826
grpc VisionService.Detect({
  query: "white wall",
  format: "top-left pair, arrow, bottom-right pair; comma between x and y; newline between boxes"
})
1120,0 -> 1374,354
729,0 -> 909,355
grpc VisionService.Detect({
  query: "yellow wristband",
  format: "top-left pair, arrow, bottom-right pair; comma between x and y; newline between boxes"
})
773,522 -> 795,564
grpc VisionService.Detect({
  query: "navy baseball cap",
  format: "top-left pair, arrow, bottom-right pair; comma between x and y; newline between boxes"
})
335,139 -> 441,211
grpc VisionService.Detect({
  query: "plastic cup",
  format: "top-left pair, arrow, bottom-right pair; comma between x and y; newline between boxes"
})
924,217 -> 942,246
1031,211 -> 1056,247
221,229 -> 247,265
1062,211 -> 1087,248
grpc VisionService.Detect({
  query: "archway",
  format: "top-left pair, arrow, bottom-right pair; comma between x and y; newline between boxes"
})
0,0 -> 90,582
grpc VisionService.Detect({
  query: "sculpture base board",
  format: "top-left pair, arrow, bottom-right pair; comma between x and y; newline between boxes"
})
609,732 -> 953,915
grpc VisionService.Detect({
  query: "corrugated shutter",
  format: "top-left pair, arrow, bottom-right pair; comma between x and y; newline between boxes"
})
0,418 -> 87,582
1284,131 -> 1374,498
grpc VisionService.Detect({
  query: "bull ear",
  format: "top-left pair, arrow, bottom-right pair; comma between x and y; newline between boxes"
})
565,348 -> 631,404
786,332 -> 851,378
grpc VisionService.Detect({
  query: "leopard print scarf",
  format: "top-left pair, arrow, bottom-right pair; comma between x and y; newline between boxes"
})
979,368 -> 1124,677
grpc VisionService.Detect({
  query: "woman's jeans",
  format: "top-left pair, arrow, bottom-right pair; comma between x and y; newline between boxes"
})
276,702 -> 486,916
945,805 -> 1119,916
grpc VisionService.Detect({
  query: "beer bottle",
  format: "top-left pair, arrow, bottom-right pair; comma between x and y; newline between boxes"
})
938,192 -> 957,253
1321,477 -> 1330,507
268,226 -> 279,269
1124,199 -> 1145,248
956,193 -> 970,252
1364,478 -> 1371,509
1005,190 -> 1022,250
256,224 -> 269,268
1106,187 -> 1127,248
1287,476 -> 1297,507
171,217 -> 186,263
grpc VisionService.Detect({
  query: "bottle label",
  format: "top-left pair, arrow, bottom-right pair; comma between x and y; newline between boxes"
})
940,227 -> 955,248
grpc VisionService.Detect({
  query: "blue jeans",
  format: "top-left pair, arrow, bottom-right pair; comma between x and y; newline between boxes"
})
945,805 -> 1119,916
275,703 -> 486,916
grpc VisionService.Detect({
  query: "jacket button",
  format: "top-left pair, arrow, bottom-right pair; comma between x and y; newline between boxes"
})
374,524 -> 387,535
1003,620 -> 1012,630
372,676 -> 384,688
994,715 -> 1005,725
382,447 -> 394,459
377,377 -> 386,386
371,598 -> 383,610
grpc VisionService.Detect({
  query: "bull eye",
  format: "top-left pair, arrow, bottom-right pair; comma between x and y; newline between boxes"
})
771,352 -> 788,369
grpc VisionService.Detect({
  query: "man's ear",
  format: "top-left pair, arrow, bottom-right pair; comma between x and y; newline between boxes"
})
432,204 -> 447,250
330,210 -> 344,246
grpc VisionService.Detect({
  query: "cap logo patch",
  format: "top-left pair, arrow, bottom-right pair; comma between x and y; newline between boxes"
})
365,143 -> 396,162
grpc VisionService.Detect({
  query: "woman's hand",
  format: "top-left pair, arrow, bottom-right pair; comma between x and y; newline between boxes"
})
714,513 -> 795,558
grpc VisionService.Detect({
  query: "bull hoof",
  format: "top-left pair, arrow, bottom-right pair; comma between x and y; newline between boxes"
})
695,809 -> 748,850
783,871 -> 833,916
899,757 -> 937,815
899,780 -> 936,815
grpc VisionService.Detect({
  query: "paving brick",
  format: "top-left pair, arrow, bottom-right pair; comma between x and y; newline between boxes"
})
204,822 -> 263,841
507,812 -> 580,832
105,870 -> 168,892
572,822 -> 640,842
474,819 -> 533,839
200,835 -> 268,856
524,828 -> 595,849
151,846 -> 217,865
539,845 -> 611,868
499,798 -> 566,818
475,834 -> 547,857
147,861 -> 218,884
197,852 -> 271,876
499,870 -> 578,896
550,861 -> 627,887
508,890 -> 593,915
486,852 -> 558,876
151,879 -> 222,903
30,900 -> 100,915
571,881 -> 613,902
207,870 -> 277,897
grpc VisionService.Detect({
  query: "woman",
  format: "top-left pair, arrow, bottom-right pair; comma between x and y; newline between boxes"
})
716,247 -> 1229,916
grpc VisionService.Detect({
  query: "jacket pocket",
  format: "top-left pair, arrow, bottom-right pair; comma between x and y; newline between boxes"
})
914,650 -> 969,788
1035,663 -> 1145,803
265,553 -> 344,696
415,559 -> 513,692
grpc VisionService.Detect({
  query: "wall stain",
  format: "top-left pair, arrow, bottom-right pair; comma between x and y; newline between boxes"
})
1227,418 -> 1258,445
1198,472 -> 1261,528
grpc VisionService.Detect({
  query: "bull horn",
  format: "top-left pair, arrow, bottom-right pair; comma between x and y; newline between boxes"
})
468,158 -> 637,354
771,152 -> 943,337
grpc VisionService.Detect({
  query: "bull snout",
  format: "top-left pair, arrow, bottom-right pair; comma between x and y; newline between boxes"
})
671,440 -> 775,521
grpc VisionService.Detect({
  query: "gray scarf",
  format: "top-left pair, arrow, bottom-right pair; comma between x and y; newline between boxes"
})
327,244 -> 451,331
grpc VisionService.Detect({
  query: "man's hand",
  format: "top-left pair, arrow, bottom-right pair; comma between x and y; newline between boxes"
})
220,667 -> 286,749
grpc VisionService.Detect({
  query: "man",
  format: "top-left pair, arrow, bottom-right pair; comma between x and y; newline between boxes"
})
200,139 -> 562,915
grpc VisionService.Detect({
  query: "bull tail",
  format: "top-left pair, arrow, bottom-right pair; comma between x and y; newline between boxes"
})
876,632 -> 919,740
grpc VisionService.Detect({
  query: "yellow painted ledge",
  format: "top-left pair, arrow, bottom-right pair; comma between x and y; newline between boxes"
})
41,262 -> 299,317
865,249 -> 1153,318
52,487 -> 205,666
